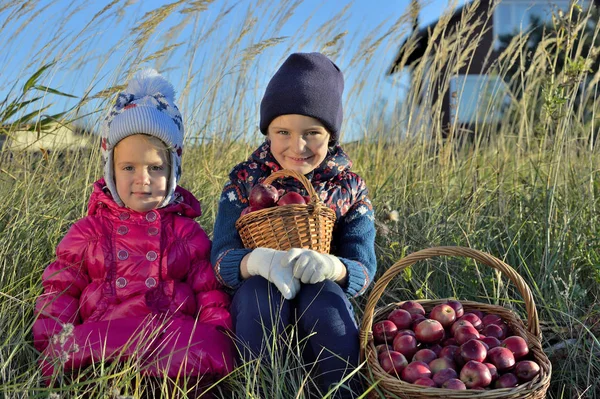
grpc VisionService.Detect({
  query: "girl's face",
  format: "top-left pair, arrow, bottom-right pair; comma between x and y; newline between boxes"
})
267,114 -> 331,175
113,134 -> 170,213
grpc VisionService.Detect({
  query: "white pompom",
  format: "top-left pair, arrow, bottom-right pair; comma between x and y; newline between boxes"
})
126,68 -> 175,101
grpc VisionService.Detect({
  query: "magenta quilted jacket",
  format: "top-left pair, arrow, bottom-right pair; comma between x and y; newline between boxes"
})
33,179 -> 234,381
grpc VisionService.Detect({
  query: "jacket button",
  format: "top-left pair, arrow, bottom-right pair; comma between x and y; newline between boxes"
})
146,211 -> 157,222
145,277 -> 157,288
146,251 -> 158,261
119,212 -> 130,221
116,277 -> 127,288
117,225 -> 128,235
117,250 -> 129,260
148,226 -> 159,236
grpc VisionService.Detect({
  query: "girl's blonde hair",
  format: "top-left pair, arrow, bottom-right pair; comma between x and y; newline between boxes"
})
115,134 -> 172,167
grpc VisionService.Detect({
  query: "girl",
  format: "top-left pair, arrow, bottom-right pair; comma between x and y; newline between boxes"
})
33,70 -> 235,389
211,52 -> 377,398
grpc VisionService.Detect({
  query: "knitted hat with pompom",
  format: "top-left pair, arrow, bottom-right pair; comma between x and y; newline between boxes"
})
101,69 -> 184,209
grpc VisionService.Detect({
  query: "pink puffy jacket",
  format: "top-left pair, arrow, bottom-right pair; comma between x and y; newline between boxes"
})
33,179 -> 235,381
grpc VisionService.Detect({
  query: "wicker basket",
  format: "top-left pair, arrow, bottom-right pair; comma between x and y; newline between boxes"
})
359,246 -> 551,399
235,169 -> 336,253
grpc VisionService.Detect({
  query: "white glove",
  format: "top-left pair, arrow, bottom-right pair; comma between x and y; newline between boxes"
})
286,248 -> 345,284
246,248 -> 301,300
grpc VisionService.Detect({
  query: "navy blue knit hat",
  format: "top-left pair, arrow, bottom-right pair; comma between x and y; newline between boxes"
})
260,52 -> 344,142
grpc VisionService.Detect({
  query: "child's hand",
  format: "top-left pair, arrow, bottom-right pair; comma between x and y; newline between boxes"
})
246,248 -> 301,300
286,248 -> 345,284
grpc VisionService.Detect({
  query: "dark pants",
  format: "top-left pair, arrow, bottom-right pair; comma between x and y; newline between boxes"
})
231,276 -> 360,398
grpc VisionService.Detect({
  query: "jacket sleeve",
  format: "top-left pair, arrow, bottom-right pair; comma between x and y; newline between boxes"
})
33,221 -> 91,353
186,222 -> 232,330
333,180 -> 377,298
210,180 -> 252,290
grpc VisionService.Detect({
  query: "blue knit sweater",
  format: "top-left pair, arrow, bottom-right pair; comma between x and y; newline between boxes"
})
211,141 -> 376,298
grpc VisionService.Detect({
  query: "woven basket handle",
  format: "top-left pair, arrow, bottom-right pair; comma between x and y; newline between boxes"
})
263,169 -> 321,205
360,246 -> 540,351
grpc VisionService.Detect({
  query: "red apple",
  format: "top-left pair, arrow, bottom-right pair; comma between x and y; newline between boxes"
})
429,304 -> 456,328
302,195 -> 311,203
439,345 -> 460,361
401,361 -> 431,383
487,346 -> 516,371
415,319 -> 445,344
454,325 -> 480,345
427,344 -> 443,356
470,310 -> 485,320
495,372 -> 519,388
378,350 -> 408,375
411,315 -> 427,330
514,360 -> 540,382
400,300 -> 426,316
482,323 -> 506,340
249,183 -> 278,209
392,334 -> 418,360
502,336 -> 529,359
429,357 -> 456,374
413,349 -> 437,364
482,314 -> 503,327
480,336 -> 502,350
442,378 -> 467,390
442,337 -> 458,347
459,360 -> 492,388
240,206 -> 255,216
387,308 -> 412,330
396,329 -> 416,338
459,313 -> 482,330
414,377 -> 436,387
460,339 -> 488,363
450,319 -> 474,336
432,368 -> 458,386
372,320 -> 397,344
446,300 -> 464,318
277,191 -> 306,206
484,362 -> 499,382
375,343 -> 393,355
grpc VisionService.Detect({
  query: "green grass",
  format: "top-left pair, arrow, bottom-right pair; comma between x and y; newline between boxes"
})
1,0 -> 600,398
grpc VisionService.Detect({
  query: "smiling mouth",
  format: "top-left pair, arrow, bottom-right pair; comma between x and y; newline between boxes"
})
288,156 -> 312,162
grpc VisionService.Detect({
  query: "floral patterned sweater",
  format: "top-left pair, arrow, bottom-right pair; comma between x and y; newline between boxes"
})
211,141 -> 376,298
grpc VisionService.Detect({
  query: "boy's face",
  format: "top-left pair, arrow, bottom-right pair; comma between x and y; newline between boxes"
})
113,134 -> 170,213
267,114 -> 331,175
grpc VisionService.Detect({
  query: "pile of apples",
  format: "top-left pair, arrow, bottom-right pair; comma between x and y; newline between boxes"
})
372,299 -> 541,390
241,183 -> 310,216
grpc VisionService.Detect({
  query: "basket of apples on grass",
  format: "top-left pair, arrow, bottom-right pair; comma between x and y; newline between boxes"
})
235,169 -> 336,252
360,246 -> 551,399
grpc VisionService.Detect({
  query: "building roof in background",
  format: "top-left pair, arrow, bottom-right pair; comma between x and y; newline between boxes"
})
1,122 -> 93,152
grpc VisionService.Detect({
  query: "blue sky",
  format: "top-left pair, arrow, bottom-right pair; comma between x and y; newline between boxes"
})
0,0 -> 466,141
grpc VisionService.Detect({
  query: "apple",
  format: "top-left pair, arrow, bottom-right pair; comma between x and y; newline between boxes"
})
482,314 -> 503,326
392,334 -> 418,360
372,320 -> 397,343
441,337 -> 458,347
429,304 -> 456,328
450,319 -> 474,336
470,310 -> 485,320
446,300 -> 464,318
459,360 -> 492,388
396,329 -> 416,338
429,357 -> 456,374
480,336 -> 502,350
240,206 -> 256,216
482,323 -> 506,340
415,319 -> 445,344
375,343 -> 393,355
387,308 -> 412,330
378,350 -> 408,375
432,368 -> 458,386
401,361 -> 431,383
427,344 -> 443,356
484,362 -> 499,382
487,346 -> 516,371
442,378 -> 467,390
514,360 -> 540,382
249,183 -> 278,209
411,315 -> 427,330
414,377 -> 436,387
495,372 -> 519,388
302,195 -> 311,203
400,300 -> 426,316
277,191 -> 306,206
454,325 -> 480,345
459,313 -> 482,330
502,336 -> 529,359
460,339 -> 488,363
439,345 -> 461,362
413,349 -> 437,364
